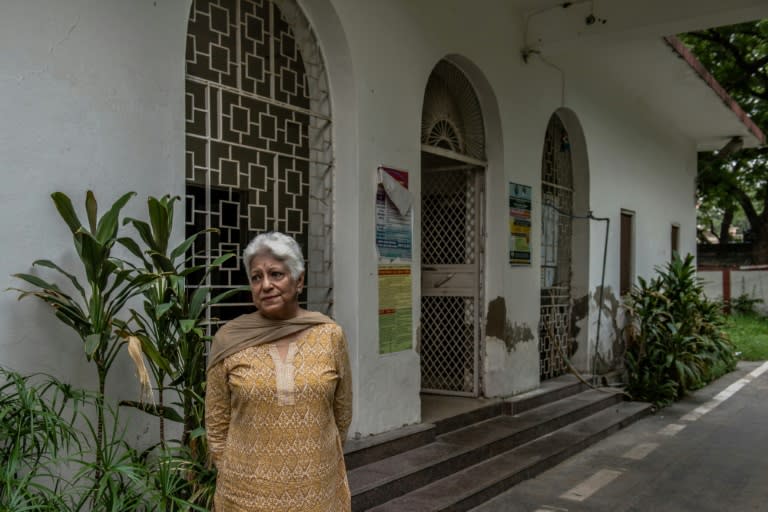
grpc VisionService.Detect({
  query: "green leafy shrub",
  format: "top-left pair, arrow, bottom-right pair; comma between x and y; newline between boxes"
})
726,293 -> 764,316
0,369 -> 154,511
7,191 -> 238,510
624,253 -> 736,407
0,368 -> 81,510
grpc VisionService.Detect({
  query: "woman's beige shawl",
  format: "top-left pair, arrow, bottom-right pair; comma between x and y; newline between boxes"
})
206,310 -> 334,371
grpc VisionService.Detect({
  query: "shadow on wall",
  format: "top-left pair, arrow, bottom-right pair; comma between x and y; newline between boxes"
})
572,286 -> 627,374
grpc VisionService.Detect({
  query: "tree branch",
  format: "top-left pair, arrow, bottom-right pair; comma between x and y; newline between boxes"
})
707,219 -> 719,243
732,184 -> 760,228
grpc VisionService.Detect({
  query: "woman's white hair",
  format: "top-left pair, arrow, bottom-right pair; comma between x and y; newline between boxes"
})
242,232 -> 305,280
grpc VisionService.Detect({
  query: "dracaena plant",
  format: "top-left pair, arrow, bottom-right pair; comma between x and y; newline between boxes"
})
11,191 -> 154,472
119,195 -> 240,439
624,252 -> 736,407
119,195 -> 241,509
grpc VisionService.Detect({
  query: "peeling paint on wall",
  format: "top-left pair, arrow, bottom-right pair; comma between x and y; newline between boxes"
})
485,297 -> 506,337
485,297 -> 535,352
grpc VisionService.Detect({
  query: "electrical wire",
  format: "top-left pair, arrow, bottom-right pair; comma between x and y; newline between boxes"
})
545,308 -> 630,398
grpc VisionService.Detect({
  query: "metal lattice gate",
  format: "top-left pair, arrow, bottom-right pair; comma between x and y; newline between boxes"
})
185,0 -> 334,326
540,114 -> 574,380
421,168 -> 483,396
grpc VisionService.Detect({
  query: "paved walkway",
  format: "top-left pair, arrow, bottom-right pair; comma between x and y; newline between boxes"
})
471,360 -> 768,512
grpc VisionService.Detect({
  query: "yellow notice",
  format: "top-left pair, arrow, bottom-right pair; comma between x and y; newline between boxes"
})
378,264 -> 413,354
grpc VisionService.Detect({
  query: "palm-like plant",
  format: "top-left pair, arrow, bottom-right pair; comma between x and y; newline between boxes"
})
0,367 -> 83,511
66,397 -> 151,512
11,191 -> 154,472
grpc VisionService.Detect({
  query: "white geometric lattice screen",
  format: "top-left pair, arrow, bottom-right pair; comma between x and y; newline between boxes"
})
185,0 -> 334,324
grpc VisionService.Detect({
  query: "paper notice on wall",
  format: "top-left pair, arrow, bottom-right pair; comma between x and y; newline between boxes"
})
378,264 -> 413,354
509,182 -> 532,265
376,166 -> 412,261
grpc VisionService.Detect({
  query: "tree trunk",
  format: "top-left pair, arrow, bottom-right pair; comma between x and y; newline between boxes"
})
751,222 -> 768,264
720,208 -> 734,243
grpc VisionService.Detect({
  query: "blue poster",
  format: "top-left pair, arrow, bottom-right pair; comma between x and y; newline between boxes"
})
376,167 -> 412,261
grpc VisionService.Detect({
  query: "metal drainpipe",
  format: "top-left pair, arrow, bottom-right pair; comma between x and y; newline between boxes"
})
545,203 -> 611,383
587,211 -> 610,385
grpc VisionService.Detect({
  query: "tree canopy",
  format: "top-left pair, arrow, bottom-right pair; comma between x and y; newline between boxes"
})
682,20 -> 768,261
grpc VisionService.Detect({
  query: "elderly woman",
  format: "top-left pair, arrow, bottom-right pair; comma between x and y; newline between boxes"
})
205,232 -> 352,511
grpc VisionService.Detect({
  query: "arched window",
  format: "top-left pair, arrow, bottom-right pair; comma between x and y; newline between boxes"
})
421,60 -> 486,161
185,0 -> 334,323
539,114 -> 574,379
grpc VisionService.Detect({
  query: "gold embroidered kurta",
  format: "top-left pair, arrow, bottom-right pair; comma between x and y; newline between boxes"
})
206,323 -> 352,511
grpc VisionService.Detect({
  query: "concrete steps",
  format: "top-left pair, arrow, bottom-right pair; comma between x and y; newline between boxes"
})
346,376 -> 652,512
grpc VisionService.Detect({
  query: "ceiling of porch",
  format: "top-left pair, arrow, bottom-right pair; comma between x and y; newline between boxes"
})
512,0 -> 768,150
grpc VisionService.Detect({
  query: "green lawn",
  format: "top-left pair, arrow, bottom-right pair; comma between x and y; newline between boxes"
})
724,312 -> 768,361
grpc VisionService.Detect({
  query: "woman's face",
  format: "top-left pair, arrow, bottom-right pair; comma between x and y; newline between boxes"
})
248,253 -> 303,320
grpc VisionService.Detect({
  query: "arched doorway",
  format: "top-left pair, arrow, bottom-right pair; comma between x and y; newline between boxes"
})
420,60 -> 487,397
539,113 -> 574,380
185,0 -> 334,323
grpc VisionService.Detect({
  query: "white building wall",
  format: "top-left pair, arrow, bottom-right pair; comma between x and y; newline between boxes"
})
326,0 -> 701,435
0,0 -> 188,445
0,0 -> 715,441
564,64 -> 698,371
324,0 -> 555,433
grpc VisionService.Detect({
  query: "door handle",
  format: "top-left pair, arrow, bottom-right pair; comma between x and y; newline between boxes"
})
435,273 -> 456,287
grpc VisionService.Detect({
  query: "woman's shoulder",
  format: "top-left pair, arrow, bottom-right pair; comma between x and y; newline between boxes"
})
308,320 -> 343,335
302,320 -> 344,346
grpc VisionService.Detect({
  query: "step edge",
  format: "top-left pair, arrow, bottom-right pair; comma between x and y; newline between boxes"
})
365,401 -> 652,512
444,402 -> 653,511
505,375 -> 589,414
433,401 -> 506,435
345,423 -> 437,470
350,393 -> 630,498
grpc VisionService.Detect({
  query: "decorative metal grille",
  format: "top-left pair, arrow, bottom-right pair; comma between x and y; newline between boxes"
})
539,114 -> 574,380
421,169 -> 480,395
421,61 -> 485,161
422,170 -> 477,266
185,0 -> 333,326
421,295 -> 477,393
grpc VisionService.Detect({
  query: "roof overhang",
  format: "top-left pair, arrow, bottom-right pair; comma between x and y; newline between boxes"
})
515,0 -> 768,151
663,36 -> 764,151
